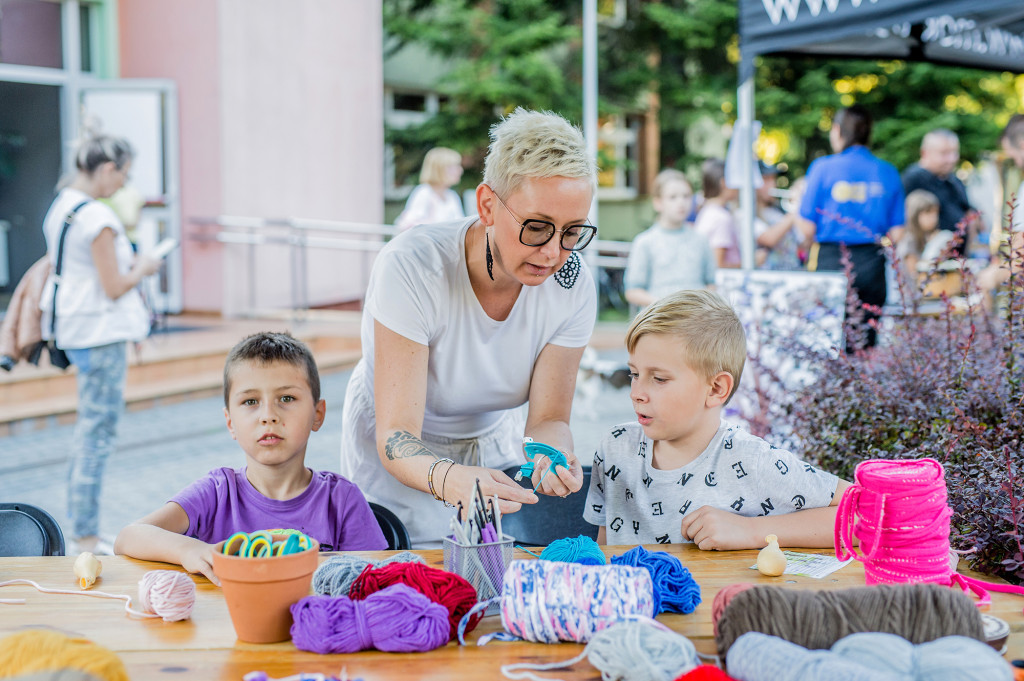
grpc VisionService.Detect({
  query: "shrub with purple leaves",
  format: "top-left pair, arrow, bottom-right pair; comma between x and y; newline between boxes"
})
744,229 -> 1023,585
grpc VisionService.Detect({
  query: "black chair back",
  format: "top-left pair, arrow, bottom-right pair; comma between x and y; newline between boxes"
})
369,502 -> 411,551
0,502 -> 65,556
500,466 -> 599,547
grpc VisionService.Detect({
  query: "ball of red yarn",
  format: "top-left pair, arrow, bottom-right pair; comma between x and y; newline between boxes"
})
673,665 -> 739,681
712,583 -> 755,637
349,561 -> 482,639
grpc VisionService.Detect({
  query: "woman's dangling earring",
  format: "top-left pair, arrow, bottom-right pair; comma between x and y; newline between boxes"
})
485,230 -> 495,281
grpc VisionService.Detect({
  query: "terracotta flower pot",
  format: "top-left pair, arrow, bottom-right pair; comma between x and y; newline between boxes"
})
212,536 -> 320,643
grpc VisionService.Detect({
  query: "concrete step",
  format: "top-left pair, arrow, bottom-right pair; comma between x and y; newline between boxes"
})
0,314 -> 365,436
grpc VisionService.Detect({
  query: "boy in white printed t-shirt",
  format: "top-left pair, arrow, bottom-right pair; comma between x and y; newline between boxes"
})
584,290 -> 851,549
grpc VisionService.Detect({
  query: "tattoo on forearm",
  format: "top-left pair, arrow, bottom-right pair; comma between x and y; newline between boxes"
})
384,430 -> 433,460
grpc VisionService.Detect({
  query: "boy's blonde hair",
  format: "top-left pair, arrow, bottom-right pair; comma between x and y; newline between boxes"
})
626,289 -> 746,401
652,168 -> 691,199
904,189 -> 941,255
483,107 -> 598,199
419,147 -> 462,186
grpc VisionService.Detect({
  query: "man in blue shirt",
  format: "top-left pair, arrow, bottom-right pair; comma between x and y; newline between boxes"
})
800,105 -> 905,351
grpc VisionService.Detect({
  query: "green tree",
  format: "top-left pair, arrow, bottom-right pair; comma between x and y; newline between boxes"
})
384,0 -> 1022,190
384,0 -> 584,188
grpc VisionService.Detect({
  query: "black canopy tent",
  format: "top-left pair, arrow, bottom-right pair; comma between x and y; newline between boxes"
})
734,0 -> 1024,269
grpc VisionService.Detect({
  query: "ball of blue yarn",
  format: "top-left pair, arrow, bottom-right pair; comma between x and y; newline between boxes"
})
727,631 -> 1012,681
312,551 -> 425,596
610,545 -> 702,614
540,535 -> 607,565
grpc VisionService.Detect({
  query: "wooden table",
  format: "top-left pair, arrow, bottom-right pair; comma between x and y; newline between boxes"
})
1,546 -> 1020,680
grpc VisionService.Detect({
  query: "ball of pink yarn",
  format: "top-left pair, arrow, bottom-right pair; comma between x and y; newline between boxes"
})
290,583 -> 449,654
712,583 -> 755,637
138,570 -> 196,622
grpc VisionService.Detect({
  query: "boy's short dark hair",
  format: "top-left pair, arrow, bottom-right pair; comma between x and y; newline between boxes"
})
625,290 -> 747,402
223,331 -> 321,405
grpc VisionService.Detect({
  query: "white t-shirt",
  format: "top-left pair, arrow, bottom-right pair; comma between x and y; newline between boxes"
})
351,218 -> 597,438
395,184 -> 465,232
40,188 -> 150,350
584,421 -> 839,545
623,224 -> 715,299
340,218 -> 597,546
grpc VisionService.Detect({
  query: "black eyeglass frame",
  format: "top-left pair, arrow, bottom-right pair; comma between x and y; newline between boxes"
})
490,188 -> 597,252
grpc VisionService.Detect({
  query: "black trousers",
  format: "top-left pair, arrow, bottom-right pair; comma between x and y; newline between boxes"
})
814,242 -> 887,351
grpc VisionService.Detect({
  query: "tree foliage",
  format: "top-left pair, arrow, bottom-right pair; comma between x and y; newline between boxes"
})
383,0 -> 1022,189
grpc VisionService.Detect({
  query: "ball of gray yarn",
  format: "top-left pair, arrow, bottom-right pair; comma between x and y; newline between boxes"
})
311,551 -> 425,596
585,621 -> 699,681
726,631 -> 1012,681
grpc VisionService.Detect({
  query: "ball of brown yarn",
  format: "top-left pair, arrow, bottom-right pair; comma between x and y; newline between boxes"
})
714,583 -> 984,657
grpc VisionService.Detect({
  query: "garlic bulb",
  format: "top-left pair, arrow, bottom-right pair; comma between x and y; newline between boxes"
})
73,552 -> 103,589
756,534 -> 787,576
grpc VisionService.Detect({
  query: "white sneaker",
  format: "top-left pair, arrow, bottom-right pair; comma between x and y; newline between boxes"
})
69,535 -> 115,556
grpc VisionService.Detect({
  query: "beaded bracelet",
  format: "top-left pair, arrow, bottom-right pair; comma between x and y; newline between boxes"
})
427,457 -> 455,506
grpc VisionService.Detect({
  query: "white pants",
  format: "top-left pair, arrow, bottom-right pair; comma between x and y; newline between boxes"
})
340,361 -> 525,548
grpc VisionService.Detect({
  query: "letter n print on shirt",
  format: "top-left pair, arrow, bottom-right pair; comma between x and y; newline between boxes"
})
678,472 -> 693,487
656,534 -> 670,544
758,498 -> 775,516
606,465 -> 622,481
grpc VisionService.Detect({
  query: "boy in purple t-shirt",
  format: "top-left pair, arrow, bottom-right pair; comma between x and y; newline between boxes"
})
114,332 -> 386,584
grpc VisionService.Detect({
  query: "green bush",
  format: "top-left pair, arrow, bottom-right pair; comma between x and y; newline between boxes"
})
748,238 -> 1024,584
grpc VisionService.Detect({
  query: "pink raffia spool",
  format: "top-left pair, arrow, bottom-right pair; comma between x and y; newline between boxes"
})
834,457 -> 1024,608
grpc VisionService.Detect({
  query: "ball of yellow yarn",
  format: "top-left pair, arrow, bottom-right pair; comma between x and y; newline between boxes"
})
0,630 -> 128,681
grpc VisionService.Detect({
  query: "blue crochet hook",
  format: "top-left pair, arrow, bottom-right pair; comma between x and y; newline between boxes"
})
516,437 -> 569,492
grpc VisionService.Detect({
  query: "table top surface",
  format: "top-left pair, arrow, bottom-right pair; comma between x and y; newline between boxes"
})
1,545 -> 1020,681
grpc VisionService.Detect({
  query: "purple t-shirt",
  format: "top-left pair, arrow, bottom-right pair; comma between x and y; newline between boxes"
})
172,467 -> 387,552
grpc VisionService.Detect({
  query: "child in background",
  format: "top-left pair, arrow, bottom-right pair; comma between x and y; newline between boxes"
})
898,189 -> 953,277
695,159 -> 741,269
624,169 -> 716,309
584,290 -> 850,549
115,332 -> 386,583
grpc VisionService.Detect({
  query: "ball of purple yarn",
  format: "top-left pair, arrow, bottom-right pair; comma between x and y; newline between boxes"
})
611,545 -> 702,614
290,583 -> 449,653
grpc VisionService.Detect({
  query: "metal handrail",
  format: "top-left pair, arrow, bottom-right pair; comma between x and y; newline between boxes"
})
191,215 -> 633,318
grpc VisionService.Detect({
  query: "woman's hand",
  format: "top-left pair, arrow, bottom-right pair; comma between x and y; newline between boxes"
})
531,449 -> 584,498
442,463 -> 538,516
133,253 -> 163,278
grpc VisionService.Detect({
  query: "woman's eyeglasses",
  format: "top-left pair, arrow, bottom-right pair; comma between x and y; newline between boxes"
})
492,190 -> 596,252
